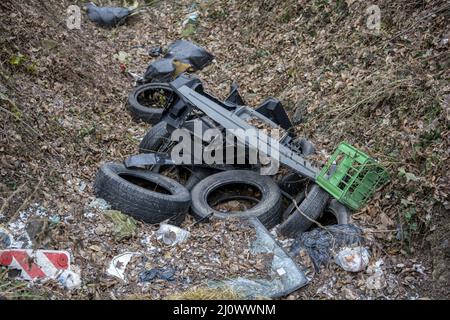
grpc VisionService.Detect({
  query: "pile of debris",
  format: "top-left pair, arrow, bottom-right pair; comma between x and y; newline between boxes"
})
91,40 -> 389,297
0,39 -> 390,299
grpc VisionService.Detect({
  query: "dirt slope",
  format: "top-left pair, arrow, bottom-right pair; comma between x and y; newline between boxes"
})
0,0 -> 448,299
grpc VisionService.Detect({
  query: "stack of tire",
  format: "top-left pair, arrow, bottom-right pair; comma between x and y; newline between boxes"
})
93,82 -> 349,238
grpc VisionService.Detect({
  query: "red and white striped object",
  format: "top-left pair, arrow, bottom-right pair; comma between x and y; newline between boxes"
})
0,249 -> 71,281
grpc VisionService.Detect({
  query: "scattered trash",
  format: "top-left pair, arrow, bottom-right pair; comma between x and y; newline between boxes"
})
365,259 -> 386,290
156,223 -> 190,246
334,246 -> 370,272
106,252 -> 141,281
126,70 -> 144,83
142,40 -> 213,83
49,215 -> 61,224
6,230 -> 31,249
148,46 -> 163,57
0,249 -> 71,280
78,181 -> 87,193
0,227 -> 13,249
89,198 -> 111,211
57,270 -> 82,290
86,2 -> 133,28
182,11 -> 199,28
139,267 -> 176,282
208,218 -> 308,299
290,224 -> 363,271
181,12 -> 199,36
104,210 -> 137,241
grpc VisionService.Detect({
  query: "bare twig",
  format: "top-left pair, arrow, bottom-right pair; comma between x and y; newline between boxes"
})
0,105 -> 42,138
7,173 -> 47,224
0,182 -> 27,215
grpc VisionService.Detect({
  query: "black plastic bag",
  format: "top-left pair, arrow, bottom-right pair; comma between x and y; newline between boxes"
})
143,59 -> 175,84
86,2 -> 131,28
143,40 -> 214,83
165,40 -> 214,70
290,224 -> 363,272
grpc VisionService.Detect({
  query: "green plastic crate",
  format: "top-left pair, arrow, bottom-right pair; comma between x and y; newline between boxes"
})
316,142 -> 390,210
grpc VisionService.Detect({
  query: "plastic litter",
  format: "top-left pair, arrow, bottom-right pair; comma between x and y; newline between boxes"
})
334,246 -> 370,272
0,249 -> 72,280
57,270 -> 82,290
290,224 -> 363,271
0,227 -> 13,249
86,2 -> 132,28
156,223 -> 190,246
142,40 -> 213,83
208,218 -> 308,299
89,198 -> 111,210
106,252 -> 140,281
182,11 -> 199,28
139,267 -> 176,282
103,210 -> 137,241
365,259 -> 386,290
224,81 -> 246,107
148,46 -> 163,57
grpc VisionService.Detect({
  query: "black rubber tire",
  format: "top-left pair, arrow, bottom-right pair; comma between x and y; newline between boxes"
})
278,184 -> 330,238
139,121 -> 171,154
282,188 -> 307,221
324,199 -> 350,224
128,83 -> 175,124
278,172 -> 310,197
190,170 -> 282,229
94,162 -> 191,225
184,167 -> 216,191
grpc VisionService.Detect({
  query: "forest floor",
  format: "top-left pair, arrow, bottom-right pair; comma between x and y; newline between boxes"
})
0,0 -> 448,299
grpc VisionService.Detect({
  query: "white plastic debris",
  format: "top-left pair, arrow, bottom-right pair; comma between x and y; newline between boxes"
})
366,259 -> 386,290
208,218 -> 308,299
78,181 -> 87,193
182,11 -> 199,27
57,270 -> 82,290
88,198 -> 111,210
106,252 -> 140,281
334,246 -> 370,272
156,223 -> 190,246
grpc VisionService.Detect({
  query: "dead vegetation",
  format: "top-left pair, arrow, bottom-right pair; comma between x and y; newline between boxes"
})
0,0 -> 449,299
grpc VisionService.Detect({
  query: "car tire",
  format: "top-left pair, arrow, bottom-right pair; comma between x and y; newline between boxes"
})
94,162 -> 190,225
278,172 -> 311,197
128,83 -> 175,124
278,184 -> 330,238
139,121 -> 171,154
190,170 -> 282,229
324,199 -> 350,225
